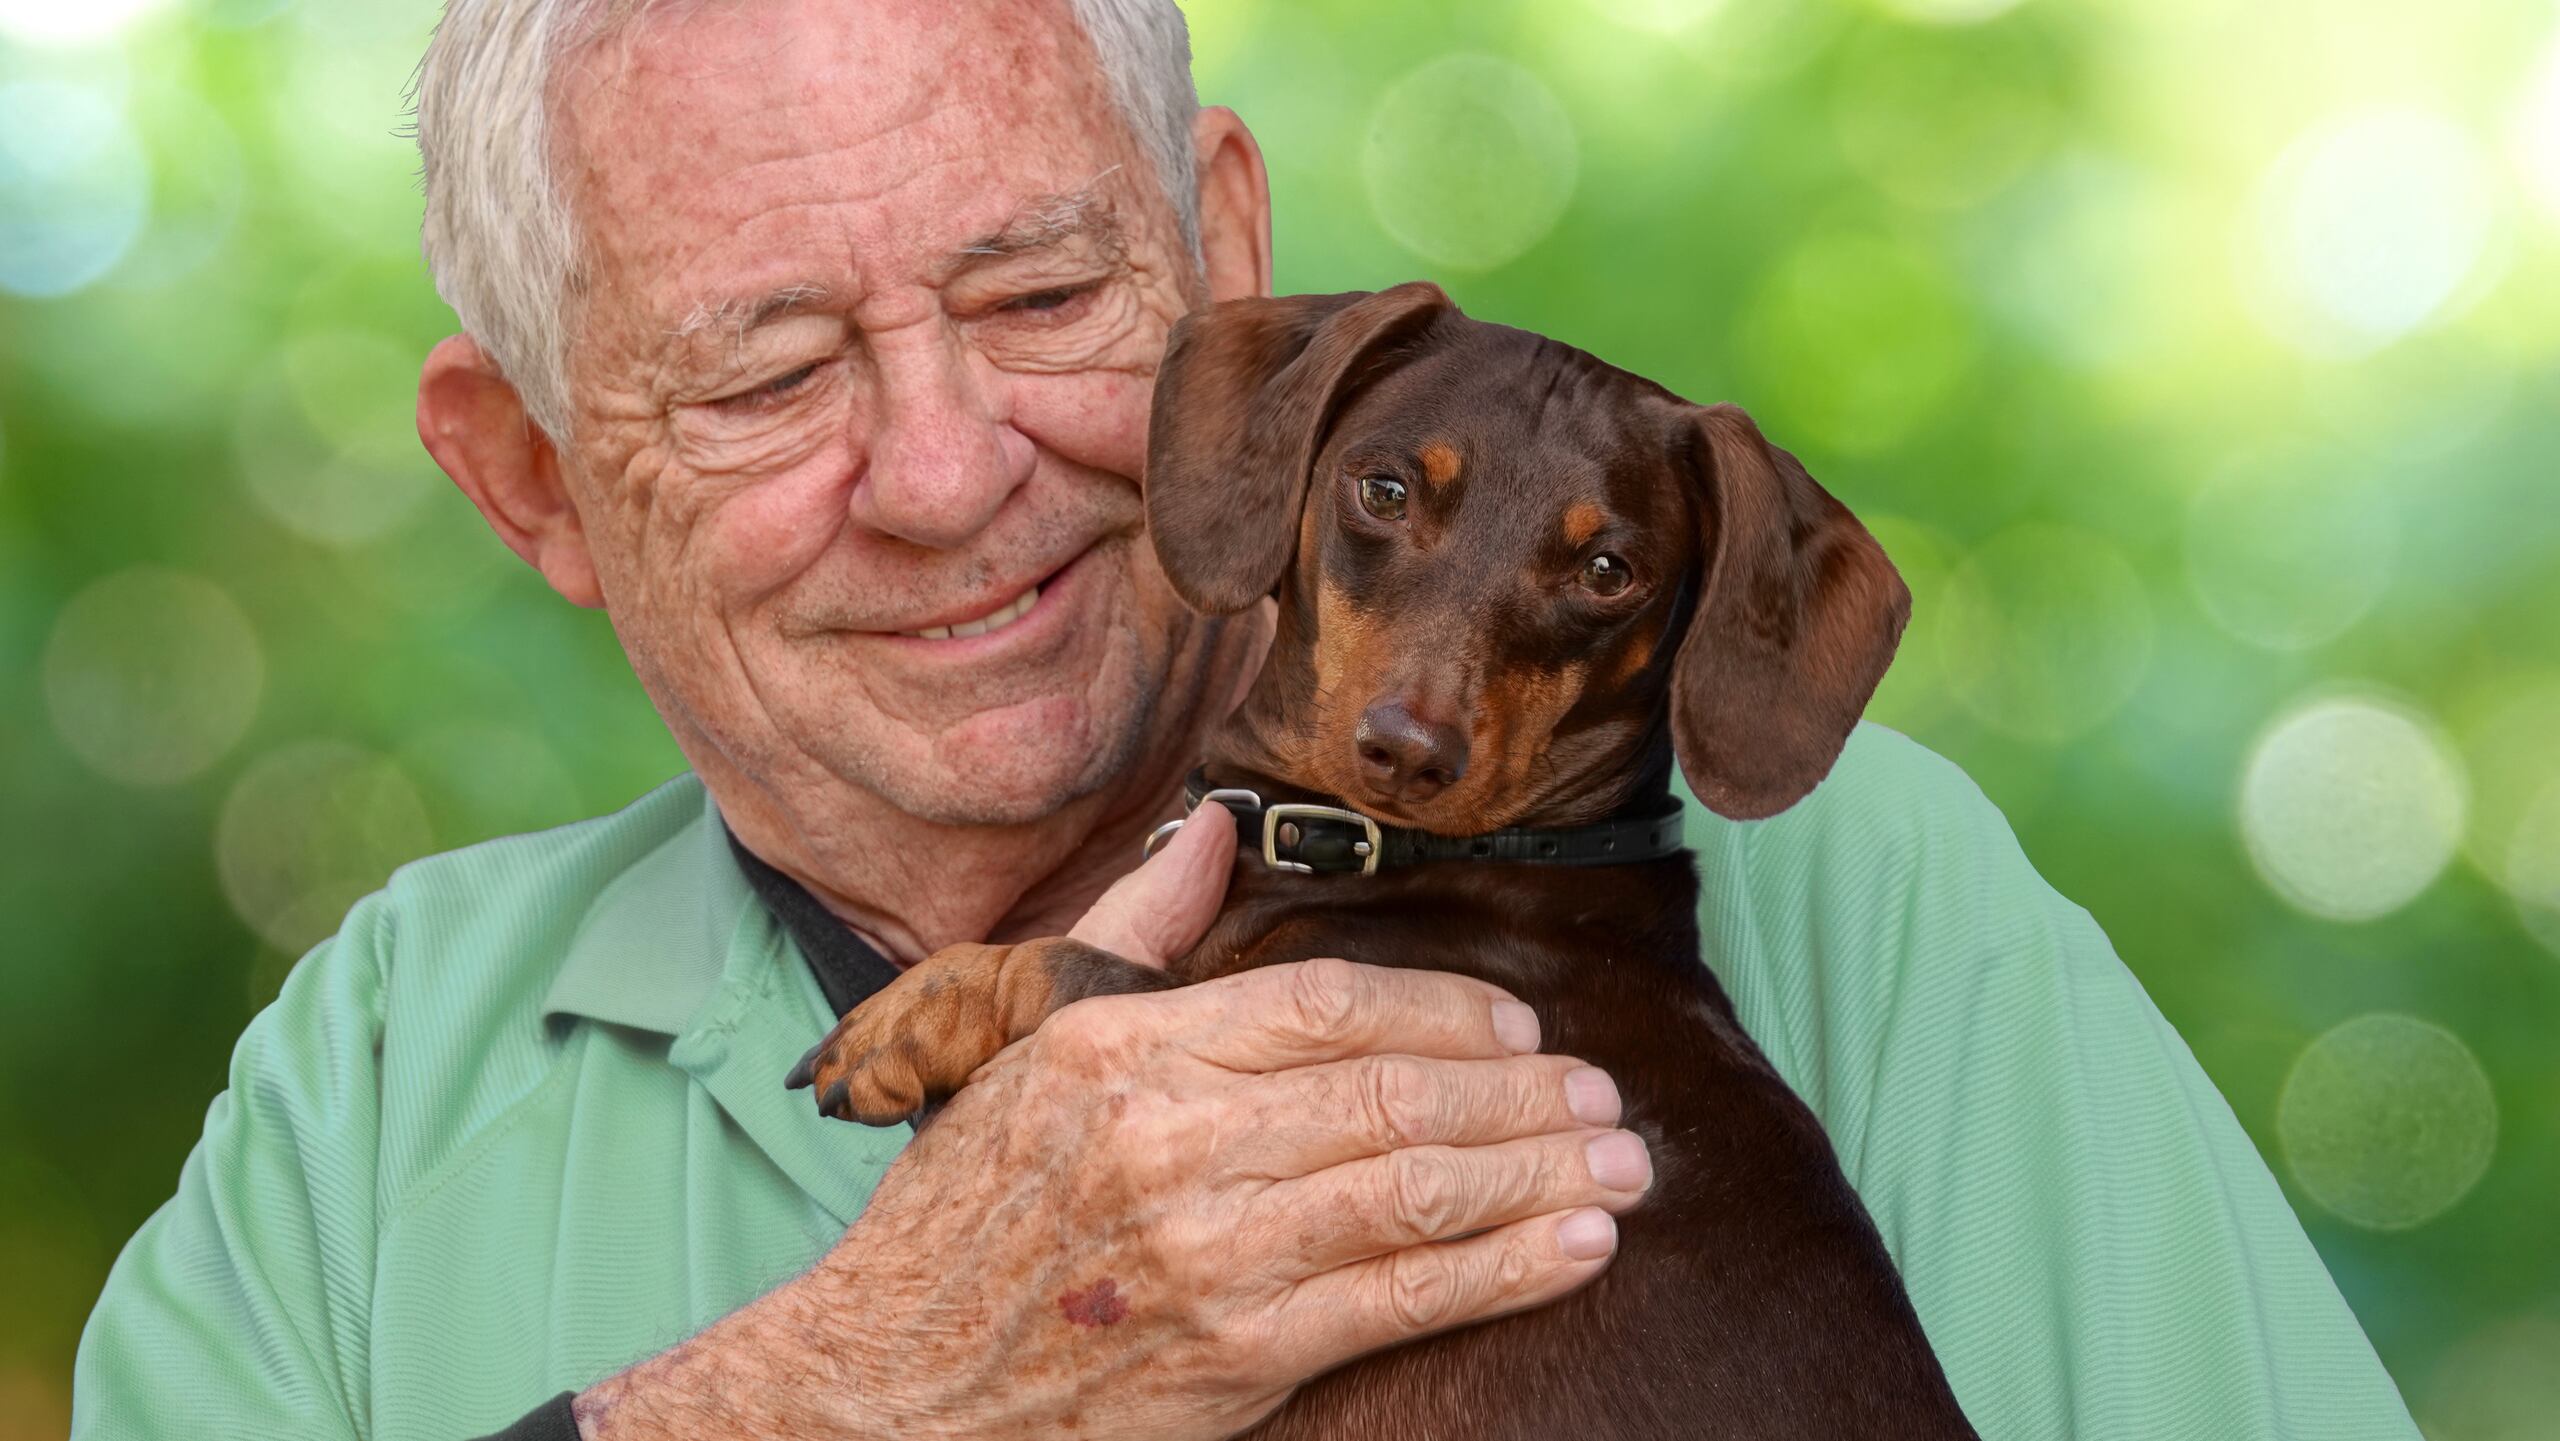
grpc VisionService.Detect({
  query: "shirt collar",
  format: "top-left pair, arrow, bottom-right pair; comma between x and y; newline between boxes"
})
539,774 -> 911,1222
540,775 -> 759,1036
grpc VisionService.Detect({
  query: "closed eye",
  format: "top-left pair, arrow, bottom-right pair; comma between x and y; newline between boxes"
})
714,361 -> 821,411
999,280 -> 1102,315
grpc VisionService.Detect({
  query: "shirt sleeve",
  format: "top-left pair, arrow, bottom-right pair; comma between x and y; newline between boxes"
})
1690,724 -> 2421,1440
70,894 -> 395,1441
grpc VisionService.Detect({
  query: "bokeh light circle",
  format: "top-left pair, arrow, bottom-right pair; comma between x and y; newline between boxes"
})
1830,22 -> 2055,210
0,0 -> 176,46
1937,524 -> 2154,742
2245,106 -> 2501,355
1579,0 -> 1728,34
1857,514 -> 1955,733
233,330 -> 440,546
2302,329 -> 2515,461
202,0 -> 294,28
217,741 -> 435,955
1975,153 -> 2179,369
2239,694 -> 2466,922
1868,0 -> 2030,24
2277,1013 -> 2495,1231
2515,34 -> 2560,225
1668,0 -> 1847,83
397,722 -> 587,845
2505,781 -> 2560,959
0,82 -> 150,298
2423,1315 -> 2560,1441
2453,673 -> 2560,876
42,568 -> 265,787
1363,54 -> 1578,272
1739,229 -> 1977,454
2184,448 -> 2397,652
109,84 -> 246,291
266,19 -> 438,255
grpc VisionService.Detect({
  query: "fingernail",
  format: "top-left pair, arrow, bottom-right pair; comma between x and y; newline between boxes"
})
1585,1130 -> 1652,1192
1491,1000 -> 1541,1054
1563,1067 -> 1620,1127
1556,1208 -> 1617,1261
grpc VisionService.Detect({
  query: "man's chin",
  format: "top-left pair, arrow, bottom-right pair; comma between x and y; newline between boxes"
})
849,693 -> 1144,828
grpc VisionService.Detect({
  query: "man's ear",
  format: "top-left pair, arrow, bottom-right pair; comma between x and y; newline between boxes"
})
1190,105 -> 1272,304
1144,282 -> 1451,614
416,335 -> 603,609
1668,404 -> 1910,821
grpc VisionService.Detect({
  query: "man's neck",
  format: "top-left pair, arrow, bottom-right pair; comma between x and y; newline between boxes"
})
707,608 -> 1269,965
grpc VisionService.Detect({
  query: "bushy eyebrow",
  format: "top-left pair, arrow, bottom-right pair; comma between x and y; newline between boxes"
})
659,171 -> 1128,359
956,169 -> 1127,264
668,281 -> 834,347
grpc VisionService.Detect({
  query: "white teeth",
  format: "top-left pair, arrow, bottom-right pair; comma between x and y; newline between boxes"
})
903,582 -> 1040,640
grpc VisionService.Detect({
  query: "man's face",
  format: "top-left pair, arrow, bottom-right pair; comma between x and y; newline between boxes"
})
551,0 -> 1209,826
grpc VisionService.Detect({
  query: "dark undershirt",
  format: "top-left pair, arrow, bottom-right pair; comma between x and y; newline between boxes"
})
472,835 -> 895,1441
723,825 -> 907,1017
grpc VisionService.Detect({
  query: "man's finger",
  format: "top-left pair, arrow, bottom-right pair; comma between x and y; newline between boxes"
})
1267,1207 -> 1619,1381
1222,1053 -> 1619,1179
1166,958 -> 1542,1071
1255,1125 -> 1651,1276
1067,799 -> 1237,968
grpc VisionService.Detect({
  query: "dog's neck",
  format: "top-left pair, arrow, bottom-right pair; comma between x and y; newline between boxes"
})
1203,619 -> 1680,833
1200,617 -> 1330,802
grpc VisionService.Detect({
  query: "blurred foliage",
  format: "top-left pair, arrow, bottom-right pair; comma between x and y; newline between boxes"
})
4,0 -> 2558,1432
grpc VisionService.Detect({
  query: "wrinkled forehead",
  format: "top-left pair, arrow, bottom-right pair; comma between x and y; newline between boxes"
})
1324,326 -> 1692,540
551,0 -> 1158,329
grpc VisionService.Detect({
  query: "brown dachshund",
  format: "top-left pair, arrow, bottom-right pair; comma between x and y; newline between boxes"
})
788,283 -> 1978,1439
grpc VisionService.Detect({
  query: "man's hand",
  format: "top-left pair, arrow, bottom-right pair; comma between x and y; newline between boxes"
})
573,815 -> 1649,1440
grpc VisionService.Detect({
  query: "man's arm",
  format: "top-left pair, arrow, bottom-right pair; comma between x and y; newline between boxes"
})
75,805 -> 1641,1441
1699,723 -> 2420,1439
72,894 -> 390,1441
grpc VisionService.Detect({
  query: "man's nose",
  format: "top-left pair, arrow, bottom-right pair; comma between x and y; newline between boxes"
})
1355,698 -> 1469,803
849,341 -> 1036,549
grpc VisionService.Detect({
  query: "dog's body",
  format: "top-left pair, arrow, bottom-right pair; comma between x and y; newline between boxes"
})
1160,826 -> 1967,1439
792,285 -> 1980,1438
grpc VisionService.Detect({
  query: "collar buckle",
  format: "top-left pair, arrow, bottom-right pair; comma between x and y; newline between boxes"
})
1263,802 -> 1383,877
1143,787 -> 1265,861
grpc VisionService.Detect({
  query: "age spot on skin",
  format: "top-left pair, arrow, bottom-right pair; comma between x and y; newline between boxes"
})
1058,1277 -> 1131,1327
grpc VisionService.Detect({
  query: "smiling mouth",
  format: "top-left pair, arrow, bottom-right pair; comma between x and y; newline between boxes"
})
901,581 -> 1041,640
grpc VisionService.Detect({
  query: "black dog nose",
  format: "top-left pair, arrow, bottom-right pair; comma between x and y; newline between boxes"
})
1356,700 -> 1468,802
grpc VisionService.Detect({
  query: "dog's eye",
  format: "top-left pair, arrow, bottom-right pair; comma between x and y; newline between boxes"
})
1357,475 -> 1408,522
1580,553 -> 1632,596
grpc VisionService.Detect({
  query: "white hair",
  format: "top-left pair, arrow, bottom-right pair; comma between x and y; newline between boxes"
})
412,0 -> 1199,441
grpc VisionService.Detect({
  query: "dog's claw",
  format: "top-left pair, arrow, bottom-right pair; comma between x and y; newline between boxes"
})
819,1077 -> 850,1118
784,1043 -> 822,1091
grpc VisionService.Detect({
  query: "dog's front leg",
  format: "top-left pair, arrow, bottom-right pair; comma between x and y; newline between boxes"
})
785,937 -> 1177,1125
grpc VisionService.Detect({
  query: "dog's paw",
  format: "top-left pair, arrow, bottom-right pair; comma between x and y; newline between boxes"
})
784,942 -> 1022,1126
784,1003 -> 938,1127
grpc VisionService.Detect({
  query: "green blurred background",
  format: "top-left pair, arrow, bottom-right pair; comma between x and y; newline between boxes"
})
4,0 -> 2556,1432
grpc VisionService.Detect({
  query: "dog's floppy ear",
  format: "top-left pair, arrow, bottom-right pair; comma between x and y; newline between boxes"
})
1669,404 -> 1910,821
1146,282 -> 1453,614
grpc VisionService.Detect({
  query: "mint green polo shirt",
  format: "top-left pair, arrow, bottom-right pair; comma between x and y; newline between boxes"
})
71,724 -> 2419,1439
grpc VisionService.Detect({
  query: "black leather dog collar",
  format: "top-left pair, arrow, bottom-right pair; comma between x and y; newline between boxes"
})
1152,768 -> 1687,877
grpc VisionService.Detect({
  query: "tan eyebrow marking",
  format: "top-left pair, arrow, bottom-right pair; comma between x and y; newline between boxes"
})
1562,502 -> 1605,546
1418,443 -> 1462,486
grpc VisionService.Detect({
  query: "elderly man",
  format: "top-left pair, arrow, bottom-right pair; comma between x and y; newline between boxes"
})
73,0 -> 2418,1438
